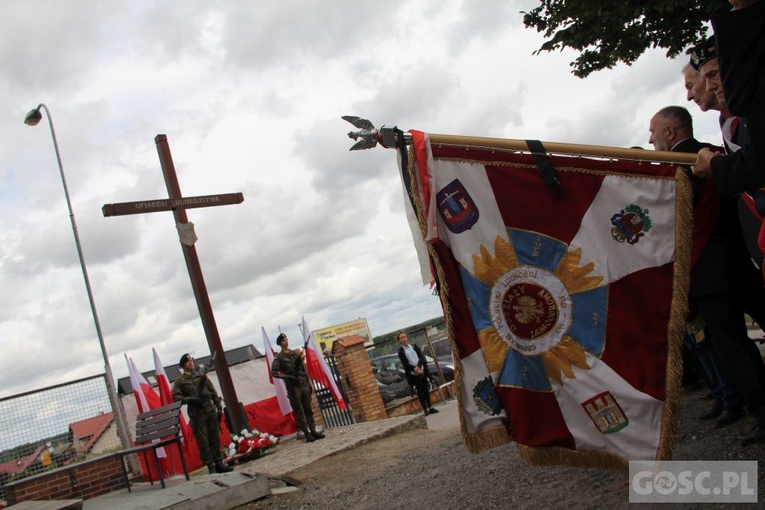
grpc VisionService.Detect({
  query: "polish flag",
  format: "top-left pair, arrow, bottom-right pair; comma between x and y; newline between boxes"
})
301,316 -> 347,410
152,348 -> 193,439
262,327 -> 293,415
125,355 -> 166,458
152,348 -> 174,406
152,348 -> 198,475
125,355 -> 161,413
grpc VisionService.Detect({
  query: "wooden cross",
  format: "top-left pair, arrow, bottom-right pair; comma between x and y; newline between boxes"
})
103,134 -> 248,433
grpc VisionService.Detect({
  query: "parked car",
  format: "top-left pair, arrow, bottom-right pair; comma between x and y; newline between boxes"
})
376,379 -> 414,404
421,337 -> 454,366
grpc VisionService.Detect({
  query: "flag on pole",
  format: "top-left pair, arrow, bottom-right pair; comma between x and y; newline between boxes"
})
153,349 -> 193,437
399,130 -> 691,470
125,355 -> 162,414
301,316 -> 348,410
263,327 -> 293,415
152,348 -> 174,406
125,355 -> 167,463
151,348 -> 199,476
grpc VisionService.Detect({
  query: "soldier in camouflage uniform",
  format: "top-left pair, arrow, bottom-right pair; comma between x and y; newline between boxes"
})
172,353 -> 233,474
271,333 -> 325,442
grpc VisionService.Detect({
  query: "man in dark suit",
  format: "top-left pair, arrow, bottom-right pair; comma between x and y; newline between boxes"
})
693,30 -> 765,197
688,40 -> 765,309
711,0 -> 765,116
693,36 -> 765,276
397,331 -> 439,416
651,106 -> 765,444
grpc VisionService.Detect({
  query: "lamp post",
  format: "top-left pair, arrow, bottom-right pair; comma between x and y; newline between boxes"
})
24,103 -> 132,452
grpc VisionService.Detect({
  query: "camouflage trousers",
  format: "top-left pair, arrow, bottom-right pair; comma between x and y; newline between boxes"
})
287,384 -> 316,434
191,410 -> 222,465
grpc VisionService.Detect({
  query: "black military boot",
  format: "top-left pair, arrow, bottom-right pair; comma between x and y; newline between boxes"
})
215,461 -> 233,473
310,429 -> 325,439
304,432 -> 316,442
207,463 -> 216,474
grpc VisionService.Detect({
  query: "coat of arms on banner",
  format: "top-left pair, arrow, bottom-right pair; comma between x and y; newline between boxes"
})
611,204 -> 653,245
437,178 -> 480,233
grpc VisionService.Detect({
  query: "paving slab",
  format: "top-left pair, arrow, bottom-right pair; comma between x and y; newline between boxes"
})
10,501 -> 83,510
81,472 -> 269,510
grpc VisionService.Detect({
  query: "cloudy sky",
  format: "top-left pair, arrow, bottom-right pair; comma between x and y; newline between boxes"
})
1,1 -> 719,397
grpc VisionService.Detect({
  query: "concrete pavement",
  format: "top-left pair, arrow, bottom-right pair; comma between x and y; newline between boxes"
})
75,399 -> 458,510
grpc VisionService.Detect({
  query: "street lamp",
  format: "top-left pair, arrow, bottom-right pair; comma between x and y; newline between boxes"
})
24,103 -> 132,451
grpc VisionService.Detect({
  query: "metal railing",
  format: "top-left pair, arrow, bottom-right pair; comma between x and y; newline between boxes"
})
311,353 -> 355,428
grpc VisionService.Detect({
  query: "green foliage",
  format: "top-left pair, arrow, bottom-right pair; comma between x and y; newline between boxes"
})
522,0 -> 725,77
372,316 -> 445,345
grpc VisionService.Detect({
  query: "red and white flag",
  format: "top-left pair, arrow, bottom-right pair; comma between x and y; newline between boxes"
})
152,348 -> 174,406
153,348 -> 193,438
125,355 -> 162,413
400,131 -> 691,469
151,348 -> 197,475
301,316 -> 347,410
125,355 -> 166,458
262,327 -> 293,415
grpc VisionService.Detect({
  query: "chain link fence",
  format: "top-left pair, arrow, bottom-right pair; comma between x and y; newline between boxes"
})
0,374 -> 124,502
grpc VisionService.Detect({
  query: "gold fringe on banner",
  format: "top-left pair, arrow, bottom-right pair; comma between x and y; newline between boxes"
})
405,145 -> 513,453
656,167 -> 693,461
517,443 -> 629,472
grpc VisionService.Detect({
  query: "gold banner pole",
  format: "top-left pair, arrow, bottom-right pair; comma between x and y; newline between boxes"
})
426,134 -> 697,166
341,116 -> 698,166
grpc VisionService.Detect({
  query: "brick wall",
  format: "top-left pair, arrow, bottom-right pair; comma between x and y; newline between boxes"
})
333,336 -> 387,422
5,454 -> 126,505
310,389 -> 325,428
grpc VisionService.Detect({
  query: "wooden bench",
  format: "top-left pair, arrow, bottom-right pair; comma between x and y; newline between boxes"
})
115,400 -> 190,490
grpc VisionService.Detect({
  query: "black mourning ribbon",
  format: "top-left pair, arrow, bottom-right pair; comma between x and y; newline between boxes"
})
525,139 -> 562,200
396,128 -> 416,212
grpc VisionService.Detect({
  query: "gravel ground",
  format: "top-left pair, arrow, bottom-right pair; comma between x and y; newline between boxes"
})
238,385 -> 764,510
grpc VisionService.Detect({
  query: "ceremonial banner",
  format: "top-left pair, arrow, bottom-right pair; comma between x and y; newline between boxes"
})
401,131 -> 692,470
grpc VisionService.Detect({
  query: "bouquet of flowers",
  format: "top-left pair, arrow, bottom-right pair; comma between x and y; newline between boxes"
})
224,428 -> 279,463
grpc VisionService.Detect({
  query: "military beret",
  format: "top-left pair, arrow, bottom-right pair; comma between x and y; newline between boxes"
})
179,353 -> 193,367
687,35 -> 717,71
276,333 -> 288,345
